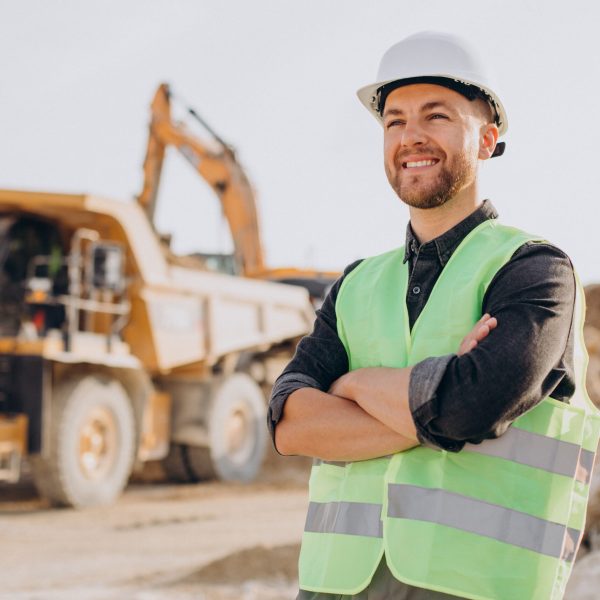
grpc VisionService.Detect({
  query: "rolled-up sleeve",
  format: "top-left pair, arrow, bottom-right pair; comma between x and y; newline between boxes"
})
267,260 -> 363,447
409,243 -> 576,452
408,355 -> 457,449
268,372 -> 323,444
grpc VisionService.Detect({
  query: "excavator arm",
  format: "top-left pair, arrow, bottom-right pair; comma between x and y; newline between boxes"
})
138,83 -> 338,303
138,83 -> 265,276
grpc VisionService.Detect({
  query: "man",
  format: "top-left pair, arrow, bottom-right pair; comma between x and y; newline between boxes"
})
268,32 -> 600,599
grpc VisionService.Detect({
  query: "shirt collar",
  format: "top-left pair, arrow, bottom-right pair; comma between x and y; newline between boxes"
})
403,200 -> 499,266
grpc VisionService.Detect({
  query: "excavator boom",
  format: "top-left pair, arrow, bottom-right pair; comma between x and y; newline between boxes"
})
138,84 -> 265,276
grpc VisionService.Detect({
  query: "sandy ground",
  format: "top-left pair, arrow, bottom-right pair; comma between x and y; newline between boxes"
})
0,451 -> 310,600
2,450 -> 600,600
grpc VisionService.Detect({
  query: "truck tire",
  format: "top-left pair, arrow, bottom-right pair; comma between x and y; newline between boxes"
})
204,372 -> 268,482
161,443 -> 202,482
163,373 -> 267,483
30,374 -> 135,508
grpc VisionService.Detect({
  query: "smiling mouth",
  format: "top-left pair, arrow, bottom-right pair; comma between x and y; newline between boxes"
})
402,159 -> 440,169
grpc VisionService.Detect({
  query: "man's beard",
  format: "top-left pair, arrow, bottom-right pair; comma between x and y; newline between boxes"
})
386,149 -> 475,209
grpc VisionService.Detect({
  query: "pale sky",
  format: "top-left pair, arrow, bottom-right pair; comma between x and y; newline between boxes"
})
1,1 -> 599,281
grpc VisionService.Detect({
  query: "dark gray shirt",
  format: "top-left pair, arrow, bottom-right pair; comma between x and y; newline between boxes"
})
268,201 -> 576,452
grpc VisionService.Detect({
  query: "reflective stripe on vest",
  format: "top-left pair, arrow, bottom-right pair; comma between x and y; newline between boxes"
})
298,221 -> 600,599
387,484 -> 580,562
464,425 -> 594,484
312,437 -> 595,494
305,500 -> 383,538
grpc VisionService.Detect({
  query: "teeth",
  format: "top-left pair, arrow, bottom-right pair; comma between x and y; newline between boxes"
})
405,160 -> 437,168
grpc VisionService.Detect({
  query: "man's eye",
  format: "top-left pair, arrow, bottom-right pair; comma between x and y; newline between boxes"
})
429,113 -> 449,120
385,119 -> 405,129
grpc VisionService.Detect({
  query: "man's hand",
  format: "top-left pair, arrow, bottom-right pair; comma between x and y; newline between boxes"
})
457,314 -> 497,356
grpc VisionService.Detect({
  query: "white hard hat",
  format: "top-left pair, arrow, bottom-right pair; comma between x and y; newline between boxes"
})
357,32 -> 508,155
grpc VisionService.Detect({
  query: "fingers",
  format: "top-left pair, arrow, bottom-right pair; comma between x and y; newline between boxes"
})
473,316 -> 497,342
477,314 -> 497,328
457,314 -> 497,356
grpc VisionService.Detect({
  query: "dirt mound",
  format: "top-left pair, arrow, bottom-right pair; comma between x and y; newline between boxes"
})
173,544 -> 301,586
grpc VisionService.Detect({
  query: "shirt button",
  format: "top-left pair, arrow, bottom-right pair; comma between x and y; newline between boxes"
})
412,286 -> 421,295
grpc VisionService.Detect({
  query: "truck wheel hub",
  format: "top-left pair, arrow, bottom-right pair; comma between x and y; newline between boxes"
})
79,406 -> 118,480
225,405 -> 251,458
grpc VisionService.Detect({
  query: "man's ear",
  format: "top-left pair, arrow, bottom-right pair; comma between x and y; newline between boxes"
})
478,123 -> 499,160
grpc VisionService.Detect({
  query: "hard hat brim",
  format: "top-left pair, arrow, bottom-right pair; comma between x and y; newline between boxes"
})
357,75 -> 508,137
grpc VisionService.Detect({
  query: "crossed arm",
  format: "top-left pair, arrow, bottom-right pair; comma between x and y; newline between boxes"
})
275,315 -> 497,461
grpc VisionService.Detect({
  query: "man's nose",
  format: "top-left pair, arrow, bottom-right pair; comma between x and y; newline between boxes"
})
401,120 -> 427,147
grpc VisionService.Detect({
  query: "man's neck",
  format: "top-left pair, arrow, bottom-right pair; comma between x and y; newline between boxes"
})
408,190 -> 481,245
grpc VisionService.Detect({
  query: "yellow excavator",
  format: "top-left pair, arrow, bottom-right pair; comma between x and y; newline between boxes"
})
137,83 -> 338,302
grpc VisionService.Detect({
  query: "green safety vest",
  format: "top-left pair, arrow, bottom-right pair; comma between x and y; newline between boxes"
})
298,220 -> 600,600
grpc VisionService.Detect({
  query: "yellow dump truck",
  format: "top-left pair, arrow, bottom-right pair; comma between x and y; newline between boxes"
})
0,189 -> 314,507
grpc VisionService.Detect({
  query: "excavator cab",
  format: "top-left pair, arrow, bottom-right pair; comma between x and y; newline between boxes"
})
188,251 -> 238,276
